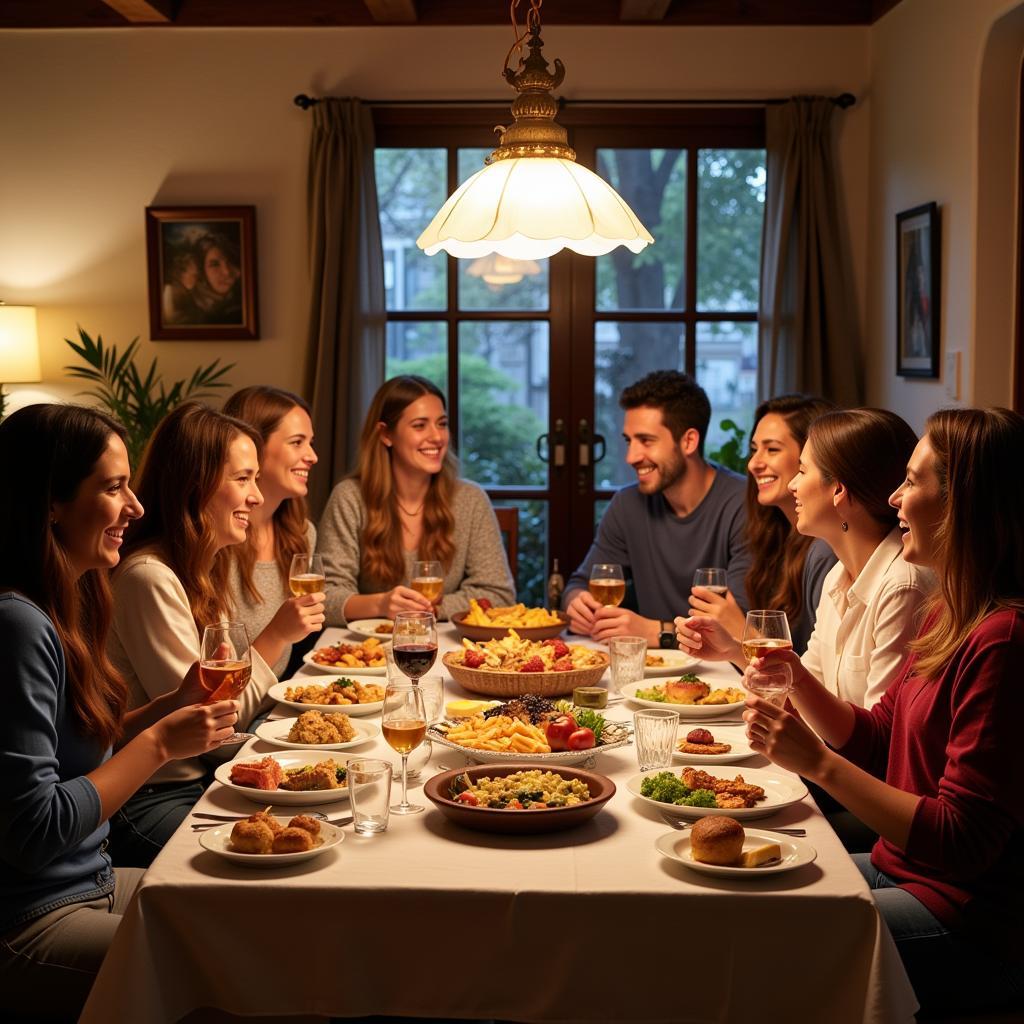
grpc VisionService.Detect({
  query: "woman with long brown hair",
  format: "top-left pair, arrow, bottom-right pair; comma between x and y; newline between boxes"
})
318,375 -> 514,624
106,401 -> 287,867
222,386 -> 324,676
0,404 -> 236,1019
688,394 -> 837,654
741,408 -> 1024,1014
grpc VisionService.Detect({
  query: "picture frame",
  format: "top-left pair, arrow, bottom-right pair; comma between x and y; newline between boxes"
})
895,202 -> 940,378
145,206 -> 259,340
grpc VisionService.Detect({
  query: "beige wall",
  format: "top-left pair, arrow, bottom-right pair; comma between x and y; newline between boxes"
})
0,25 -> 870,413
866,0 -> 1023,429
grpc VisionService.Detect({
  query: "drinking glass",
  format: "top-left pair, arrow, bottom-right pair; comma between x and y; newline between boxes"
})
347,758 -> 393,835
391,611 -> 438,684
744,661 -> 794,707
692,567 -> 728,594
410,560 -> 444,605
633,708 -> 680,770
382,683 -> 427,814
741,610 -> 793,663
589,563 -> 626,607
608,635 -> 647,696
399,675 -> 444,780
199,621 -> 253,745
288,553 -> 325,597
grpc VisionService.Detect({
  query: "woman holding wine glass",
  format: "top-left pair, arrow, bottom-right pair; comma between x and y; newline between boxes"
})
317,375 -> 514,626
222,385 -> 325,677
0,405 -> 238,1020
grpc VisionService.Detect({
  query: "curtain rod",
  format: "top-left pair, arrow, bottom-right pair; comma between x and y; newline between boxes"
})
293,92 -> 856,110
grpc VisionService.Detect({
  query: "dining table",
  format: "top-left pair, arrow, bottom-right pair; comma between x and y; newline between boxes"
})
80,623 -> 919,1024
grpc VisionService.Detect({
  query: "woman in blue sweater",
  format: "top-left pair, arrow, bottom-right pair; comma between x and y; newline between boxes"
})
0,404 -> 238,1020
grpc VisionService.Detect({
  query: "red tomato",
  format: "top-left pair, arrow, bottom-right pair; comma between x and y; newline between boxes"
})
506,799 -> 524,810
545,714 -> 578,752
566,727 -> 596,750
456,791 -> 478,805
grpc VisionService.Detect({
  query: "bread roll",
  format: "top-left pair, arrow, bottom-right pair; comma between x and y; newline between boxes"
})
690,815 -> 744,865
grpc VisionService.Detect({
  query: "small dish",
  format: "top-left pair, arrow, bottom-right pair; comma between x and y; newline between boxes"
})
198,816 -> 344,866
254,716 -> 379,752
654,828 -> 816,877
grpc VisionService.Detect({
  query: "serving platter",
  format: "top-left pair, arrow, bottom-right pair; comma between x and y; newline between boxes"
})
268,681 -> 383,717
302,649 -> 386,675
450,611 -> 568,643
427,719 -> 630,766
654,829 -> 816,877
214,750 -> 352,806
198,816 -> 345,866
254,716 -> 379,752
345,618 -> 395,640
442,650 -> 608,698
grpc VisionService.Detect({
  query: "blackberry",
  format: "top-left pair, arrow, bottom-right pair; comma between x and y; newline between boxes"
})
483,694 -> 557,724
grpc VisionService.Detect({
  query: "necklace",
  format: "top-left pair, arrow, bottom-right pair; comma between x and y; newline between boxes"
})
396,499 -> 424,517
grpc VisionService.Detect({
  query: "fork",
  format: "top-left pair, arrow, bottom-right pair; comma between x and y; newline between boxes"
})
661,813 -> 805,837
192,810 -> 328,822
191,814 -> 353,831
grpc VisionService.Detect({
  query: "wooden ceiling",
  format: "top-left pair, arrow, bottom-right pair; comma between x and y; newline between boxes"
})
2,0 -> 906,30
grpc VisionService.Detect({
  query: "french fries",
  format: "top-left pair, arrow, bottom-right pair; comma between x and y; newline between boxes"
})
462,599 -> 562,629
443,714 -> 551,753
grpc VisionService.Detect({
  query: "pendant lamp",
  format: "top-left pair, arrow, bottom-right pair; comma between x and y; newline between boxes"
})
417,0 -> 654,261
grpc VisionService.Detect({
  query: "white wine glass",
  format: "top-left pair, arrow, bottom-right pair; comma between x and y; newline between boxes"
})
382,683 -> 427,815
692,567 -> 727,594
744,661 -> 794,707
289,552 -> 325,597
410,560 -> 443,605
199,621 -> 253,745
741,610 -> 793,663
588,563 -> 625,607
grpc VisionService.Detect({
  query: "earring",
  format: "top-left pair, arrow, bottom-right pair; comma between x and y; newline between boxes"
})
841,521 -> 848,532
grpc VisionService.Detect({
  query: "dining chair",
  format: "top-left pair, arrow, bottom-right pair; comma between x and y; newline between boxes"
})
493,505 -> 519,592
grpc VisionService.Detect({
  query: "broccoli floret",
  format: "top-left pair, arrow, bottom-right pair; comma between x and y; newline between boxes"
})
677,788 -> 717,808
640,771 -> 691,804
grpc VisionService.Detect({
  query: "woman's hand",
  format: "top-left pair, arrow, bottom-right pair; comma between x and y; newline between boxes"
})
174,661 -> 209,708
742,695 -> 832,781
381,585 -> 433,618
674,614 -> 742,662
267,593 -> 326,644
687,586 -> 744,638
747,648 -> 816,697
152,701 -> 239,760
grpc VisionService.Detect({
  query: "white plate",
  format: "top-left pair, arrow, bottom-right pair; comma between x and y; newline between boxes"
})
641,649 -> 701,676
626,765 -> 808,820
268,681 -> 384,717
255,716 -> 380,751
427,723 -> 631,766
654,829 -> 816,877
346,618 -> 395,640
214,750 -> 352,806
620,680 -> 746,718
672,724 -> 756,764
198,816 -> 345,866
302,648 -> 387,675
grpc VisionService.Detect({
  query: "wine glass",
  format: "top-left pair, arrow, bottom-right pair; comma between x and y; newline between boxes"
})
588,563 -> 625,607
391,611 -> 438,684
199,621 -> 254,745
744,661 -> 794,707
741,610 -> 793,663
382,683 -> 427,815
410,560 -> 443,605
288,553 -> 325,597
692,567 -> 727,595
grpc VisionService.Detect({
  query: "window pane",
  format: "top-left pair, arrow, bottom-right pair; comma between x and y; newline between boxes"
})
375,148 -> 447,311
697,149 -> 766,312
457,321 -> 549,487
385,322 -> 447,391
696,320 -> 758,459
595,321 -> 685,489
596,149 -> 685,312
492,498 -> 548,606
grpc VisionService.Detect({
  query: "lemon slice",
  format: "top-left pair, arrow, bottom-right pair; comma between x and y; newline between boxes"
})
445,699 -> 498,718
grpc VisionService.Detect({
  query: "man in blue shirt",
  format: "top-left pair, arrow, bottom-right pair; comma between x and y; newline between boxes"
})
564,370 -> 751,649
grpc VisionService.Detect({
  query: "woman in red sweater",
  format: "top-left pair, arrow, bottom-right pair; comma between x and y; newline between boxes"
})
743,407 -> 1024,1014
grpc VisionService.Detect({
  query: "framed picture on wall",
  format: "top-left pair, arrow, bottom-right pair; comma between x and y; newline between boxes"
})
895,202 -> 940,377
145,206 -> 259,340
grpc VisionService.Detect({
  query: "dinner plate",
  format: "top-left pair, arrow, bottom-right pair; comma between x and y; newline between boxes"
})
641,649 -> 701,676
254,716 -> 380,751
198,816 -> 345,866
626,765 -> 808,820
672,723 -> 756,764
619,680 -> 746,718
346,618 -> 395,640
654,829 -> 816,877
302,648 -> 387,675
214,750 -> 352,806
268,681 -> 384,717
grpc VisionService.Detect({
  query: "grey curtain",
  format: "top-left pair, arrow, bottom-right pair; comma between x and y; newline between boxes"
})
305,98 -> 386,517
758,97 -> 863,405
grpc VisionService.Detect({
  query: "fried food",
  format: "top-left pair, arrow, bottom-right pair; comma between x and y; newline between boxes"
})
442,714 -> 551,754
286,710 -> 356,745
461,599 -> 563,629
279,759 -> 346,791
664,677 -> 710,704
229,819 -> 275,854
645,654 -> 665,667
681,767 -> 766,809
248,809 -> 283,834
702,687 -> 746,705
310,637 -> 386,669
677,727 -> 732,756
288,814 -> 321,839
374,621 -> 394,633
283,679 -> 384,706
635,679 -> 745,706
229,756 -> 284,790
272,826 -> 314,854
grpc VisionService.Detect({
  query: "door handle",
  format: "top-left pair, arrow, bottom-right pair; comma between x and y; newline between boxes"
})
536,418 -> 567,468
577,419 -> 606,468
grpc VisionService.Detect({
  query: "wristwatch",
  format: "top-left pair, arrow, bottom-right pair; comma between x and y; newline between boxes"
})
658,621 -> 676,649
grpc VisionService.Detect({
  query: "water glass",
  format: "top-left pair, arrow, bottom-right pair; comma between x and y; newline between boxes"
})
634,708 -> 680,770
608,635 -> 647,695
744,661 -> 794,707
347,758 -> 393,835
404,675 -> 444,780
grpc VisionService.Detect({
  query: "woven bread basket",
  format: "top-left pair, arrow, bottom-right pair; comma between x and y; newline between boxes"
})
442,650 -> 609,698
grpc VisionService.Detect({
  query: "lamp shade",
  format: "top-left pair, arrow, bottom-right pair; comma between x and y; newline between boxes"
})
0,304 -> 41,382
418,157 -> 654,260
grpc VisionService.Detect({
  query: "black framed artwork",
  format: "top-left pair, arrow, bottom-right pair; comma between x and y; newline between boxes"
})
896,202 -> 940,378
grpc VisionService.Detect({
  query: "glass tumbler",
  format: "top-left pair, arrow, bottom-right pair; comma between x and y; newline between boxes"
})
609,635 -> 647,695
347,758 -> 393,835
634,708 -> 680,770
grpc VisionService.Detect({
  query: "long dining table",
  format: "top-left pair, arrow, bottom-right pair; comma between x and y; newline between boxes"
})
81,623 -> 918,1024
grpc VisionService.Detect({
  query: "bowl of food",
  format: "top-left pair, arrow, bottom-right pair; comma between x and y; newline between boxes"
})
424,763 -> 616,834
452,600 -> 569,643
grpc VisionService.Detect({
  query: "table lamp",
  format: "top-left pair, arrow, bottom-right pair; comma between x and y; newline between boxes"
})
0,302 -> 42,421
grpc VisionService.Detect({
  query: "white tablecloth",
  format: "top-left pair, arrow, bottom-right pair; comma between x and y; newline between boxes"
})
81,626 -> 917,1024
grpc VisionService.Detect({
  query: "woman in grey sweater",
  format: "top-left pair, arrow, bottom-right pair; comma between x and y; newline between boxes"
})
318,376 -> 514,625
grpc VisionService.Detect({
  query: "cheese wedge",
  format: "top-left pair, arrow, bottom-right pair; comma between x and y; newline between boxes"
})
739,842 -> 782,868
445,699 -> 497,718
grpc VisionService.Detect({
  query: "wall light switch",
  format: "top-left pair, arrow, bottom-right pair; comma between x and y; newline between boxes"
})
944,350 -> 961,401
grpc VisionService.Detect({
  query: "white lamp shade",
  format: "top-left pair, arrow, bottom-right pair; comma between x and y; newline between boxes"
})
0,305 -> 41,382
418,157 -> 654,260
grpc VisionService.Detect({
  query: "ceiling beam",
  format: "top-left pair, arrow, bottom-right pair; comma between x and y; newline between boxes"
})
619,0 -> 672,21
363,0 -> 418,24
99,0 -> 176,22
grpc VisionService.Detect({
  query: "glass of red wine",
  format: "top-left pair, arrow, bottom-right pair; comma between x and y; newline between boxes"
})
391,611 -> 437,685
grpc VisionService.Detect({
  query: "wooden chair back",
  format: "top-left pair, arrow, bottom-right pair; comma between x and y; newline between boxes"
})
493,505 -> 519,594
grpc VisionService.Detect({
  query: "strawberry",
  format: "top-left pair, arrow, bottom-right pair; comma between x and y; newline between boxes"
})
463,650 -> 486,669
542,638 -> 570,659
552,656 -> 573,672
519,655 -> 545,673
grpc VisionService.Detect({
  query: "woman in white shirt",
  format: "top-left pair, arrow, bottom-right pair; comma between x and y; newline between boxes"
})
107,402 -> 322,867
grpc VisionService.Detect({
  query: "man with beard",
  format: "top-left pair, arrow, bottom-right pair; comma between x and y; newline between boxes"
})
563,370 -> 750,647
